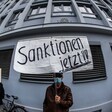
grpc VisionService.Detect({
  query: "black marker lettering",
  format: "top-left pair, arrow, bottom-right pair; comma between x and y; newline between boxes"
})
17,46 -> 27,65
28,49 -> 35,62
65,39 -> 73,52
68,55 -> 73,68
76,38 -> 84,49
59,41 -> 66,54
77,52 -> 83,64
59,57 -> 64,71
44,43 -> 51,58
72,39 -> 78,50
36,47 -> 43,60
72,55 -> 79,66
63,58 -> 69,68
50,41 -> 55,56
55,40 -> 60,55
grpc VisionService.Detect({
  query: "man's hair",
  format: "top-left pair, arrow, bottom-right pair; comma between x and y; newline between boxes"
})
54,73 -> 63,78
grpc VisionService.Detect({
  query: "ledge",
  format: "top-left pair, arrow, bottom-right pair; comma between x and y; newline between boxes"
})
0,23 -> 112,40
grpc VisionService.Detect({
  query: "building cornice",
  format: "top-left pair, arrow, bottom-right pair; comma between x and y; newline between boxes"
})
0,23 -> 112,40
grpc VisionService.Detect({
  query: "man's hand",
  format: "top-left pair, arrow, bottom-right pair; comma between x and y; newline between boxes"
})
55,95 -> 61,104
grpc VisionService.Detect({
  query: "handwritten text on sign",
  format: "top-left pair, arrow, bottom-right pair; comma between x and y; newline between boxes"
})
14,36 -> 93,74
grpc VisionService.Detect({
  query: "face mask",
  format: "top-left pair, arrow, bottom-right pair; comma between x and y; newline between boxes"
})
54,78 -> 62,84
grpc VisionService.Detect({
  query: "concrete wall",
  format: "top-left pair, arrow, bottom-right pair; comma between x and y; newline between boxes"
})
1,32 -> 112,112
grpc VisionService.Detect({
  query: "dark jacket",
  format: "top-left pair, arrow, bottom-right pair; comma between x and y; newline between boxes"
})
0,83 -> 5,105
43,82 -> 73,112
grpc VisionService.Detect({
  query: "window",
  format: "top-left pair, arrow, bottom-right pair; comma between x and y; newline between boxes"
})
9,0 -> 19,9
94,0 -> 112,21
0,49 -> 13,79
20,73 -> 54,83
7,10 -> 23,25
52,3 -> 74,16
100,8 -> 112,21
103,0 -> 111,6
4,0 -> 9,4
21,0 -> 29,4
0,15 -> 6,25
78,5 -> 97,18
27,5 -> 47,19
94,0 -> 105,6
73,45 -> 106,83
0,3 -> 9,13
9,2 -> 16,9
31,6 -> 46,15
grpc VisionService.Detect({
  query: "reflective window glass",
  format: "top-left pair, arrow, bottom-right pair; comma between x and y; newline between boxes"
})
31,9 -> 38,15
54,6 -> 62,12
39,7 -> 46,14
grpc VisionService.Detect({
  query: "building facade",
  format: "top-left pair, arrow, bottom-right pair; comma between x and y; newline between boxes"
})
0,0 -> 112,112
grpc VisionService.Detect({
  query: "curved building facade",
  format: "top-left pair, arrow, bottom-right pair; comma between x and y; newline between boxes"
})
0,0 -> 112,112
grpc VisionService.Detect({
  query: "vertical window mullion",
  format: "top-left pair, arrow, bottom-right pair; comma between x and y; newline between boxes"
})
62,4 -> 64,12
15,12 -> 20,20
37,6 -> 40,14
84,5 -> 88,13
38,6 -> 46,14
79,6 -> 87,13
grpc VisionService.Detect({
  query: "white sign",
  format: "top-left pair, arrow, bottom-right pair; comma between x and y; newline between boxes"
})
14,36 -> 93,74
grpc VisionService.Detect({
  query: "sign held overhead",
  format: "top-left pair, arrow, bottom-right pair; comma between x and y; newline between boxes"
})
14,36 -> 93,74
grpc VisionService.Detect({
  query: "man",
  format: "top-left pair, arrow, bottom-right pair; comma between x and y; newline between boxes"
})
0,82 -> 5,111
43,73 -> 73,112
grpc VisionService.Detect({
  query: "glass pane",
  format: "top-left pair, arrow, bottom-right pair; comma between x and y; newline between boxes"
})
87,7 -> 93,13
21,0 -> 29,3
31,8 -> 38,15
13,13 -> 20,20
79,6 -> 87,13
54,6 -> 62,12
101,9 -> 111,18
107,17 -> 112,21
39,7 -> 46,14
64,6 -> 72,11
0,16 -> 6,25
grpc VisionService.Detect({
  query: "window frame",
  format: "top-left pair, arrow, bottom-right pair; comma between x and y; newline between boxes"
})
0,3 -> 9,13
52,2 -> 75,16
9,2 -> 16,9
20,73 -> 54,84
0,15 -> 6,25
26,4 -> 47,20
30,6 -> 46,15
100,7 -> 112,22
0,49 -> 13,79
78,4 -> 98,18
73,45 -> 107,83
103,0 -> 112,6
7,9 -> 23,26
